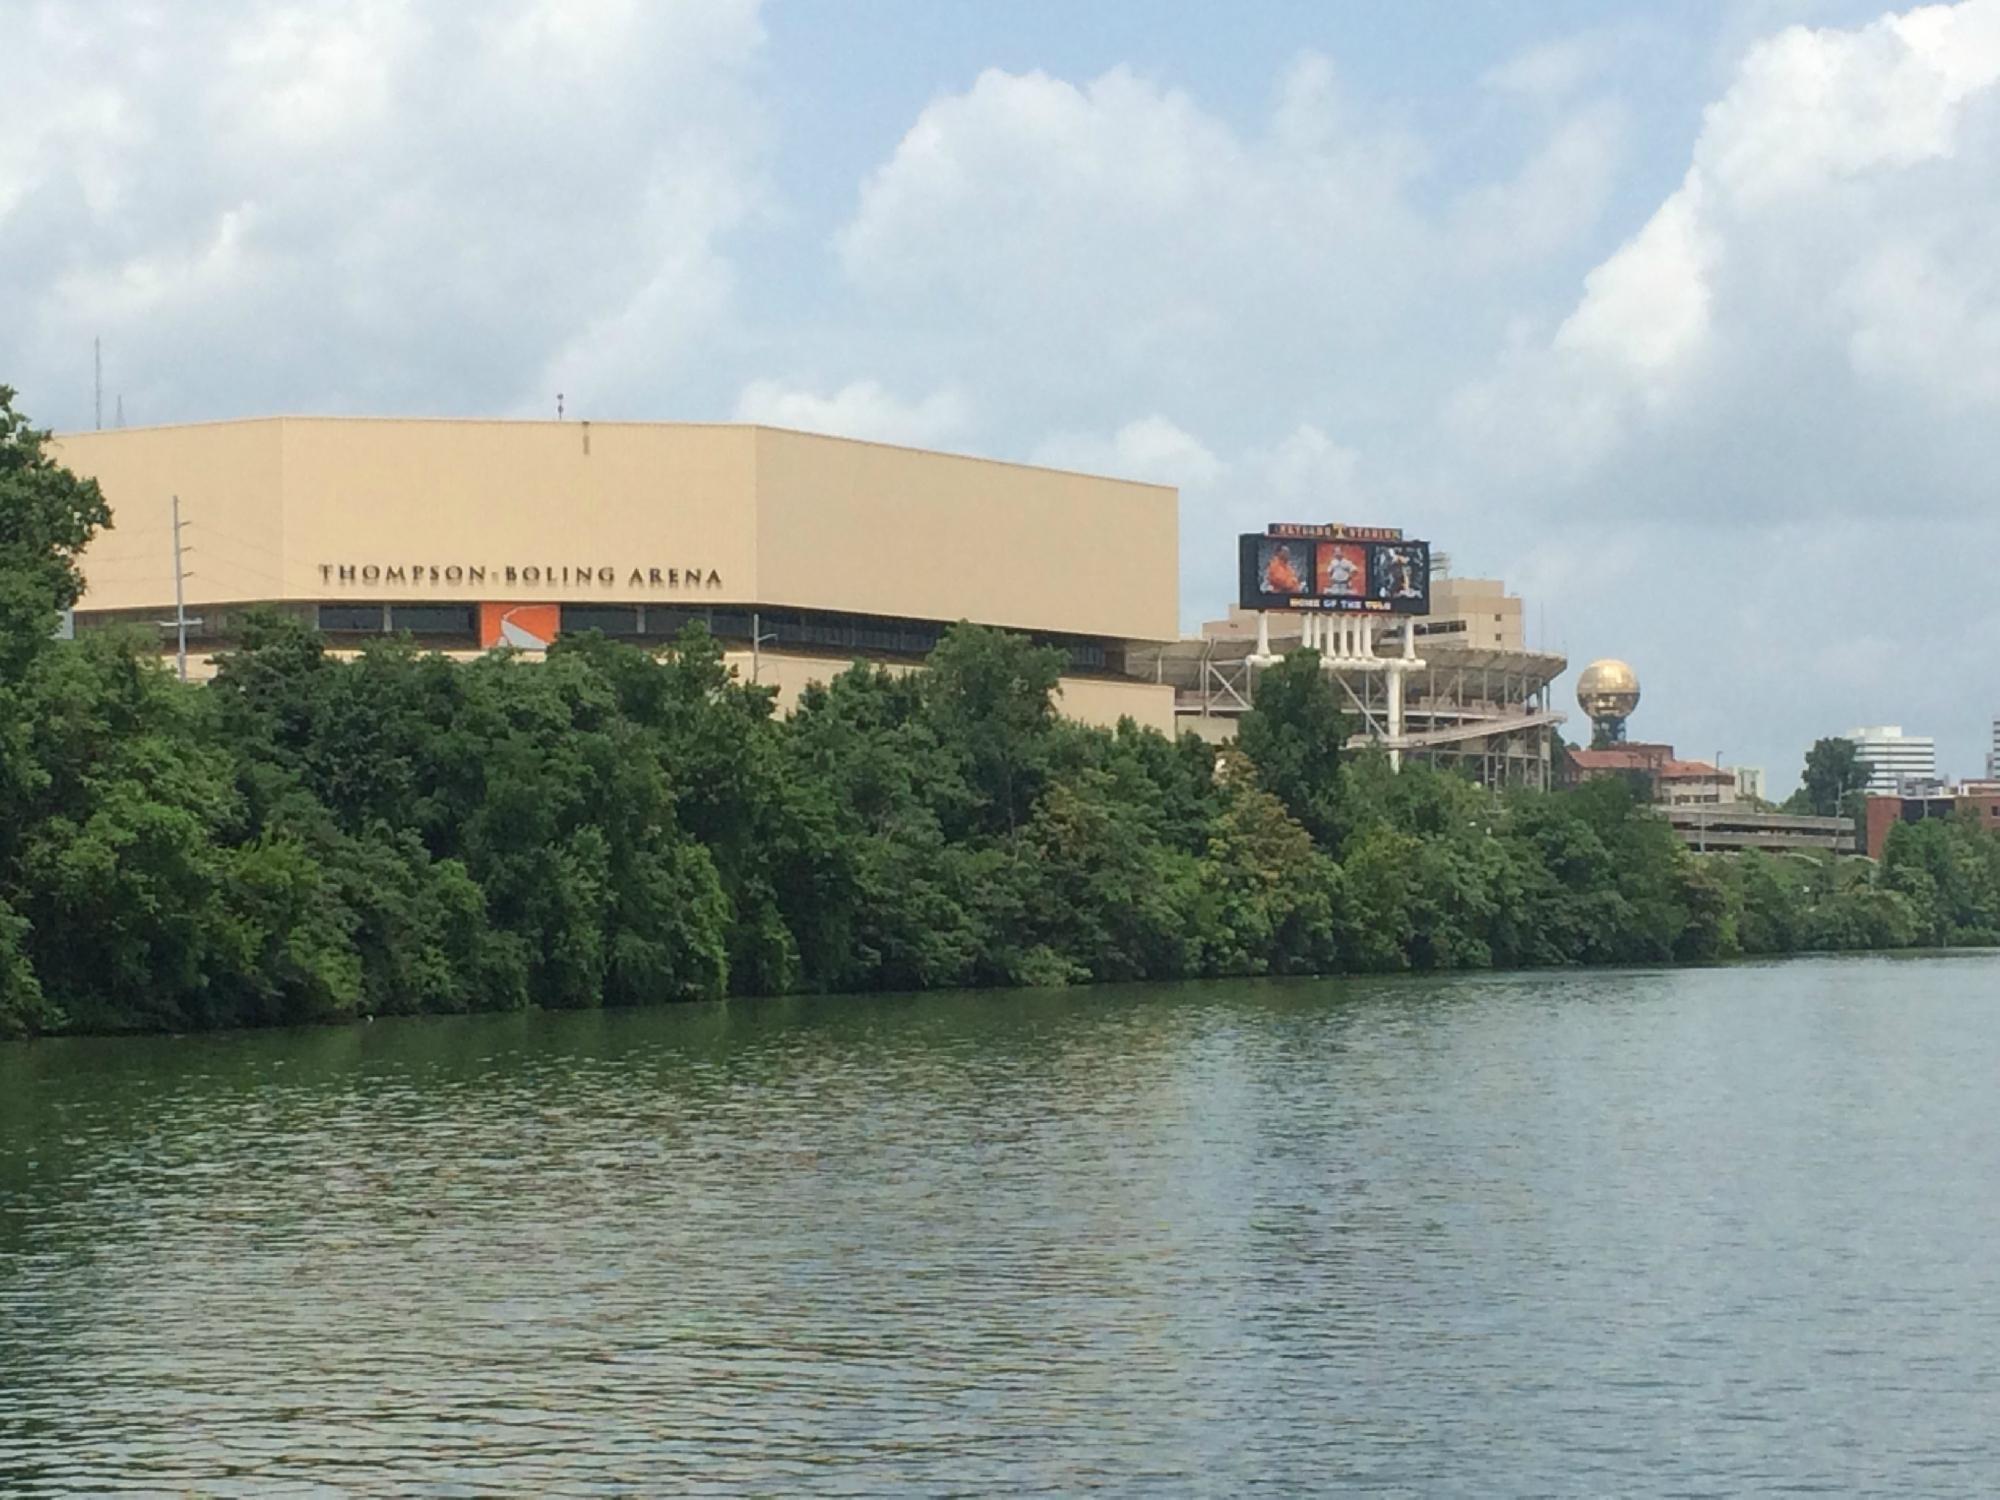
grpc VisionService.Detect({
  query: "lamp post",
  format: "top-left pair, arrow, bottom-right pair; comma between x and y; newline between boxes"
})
750,610 -> 778,684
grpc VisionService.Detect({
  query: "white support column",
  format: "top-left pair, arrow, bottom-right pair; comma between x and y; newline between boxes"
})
1251,610 -> 1275,667
1386,660 -> 1405,771
1382,614 -> 1428,772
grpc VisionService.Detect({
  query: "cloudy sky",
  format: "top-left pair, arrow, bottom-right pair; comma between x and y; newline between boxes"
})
6,0 -> 1998,785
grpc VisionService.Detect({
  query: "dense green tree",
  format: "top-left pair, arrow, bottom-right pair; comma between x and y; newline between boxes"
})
1019,771 -> 1201,981
921,625 -> 1066,837
784,661 -> 980,990
1,387 -> 115,1013
1235,649 -> 1350,850
1730,849 -> 1808,955
1495,777 -> 1703,966
1195,767 -> 1341,976
1788,736 -> 1871,818
1882,816 -> 2000,946
0,898 -> 55,1038
1806,879 -> 1920,952
0,387 -> 109,672
2,388 -> 1995,1038
8,630 -> 368,1031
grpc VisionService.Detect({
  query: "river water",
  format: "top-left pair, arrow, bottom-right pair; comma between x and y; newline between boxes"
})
4,954 -> 1999,1496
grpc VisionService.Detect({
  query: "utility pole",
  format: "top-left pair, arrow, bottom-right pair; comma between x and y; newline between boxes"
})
94,338 -> 102,431
169,495 -> 198,682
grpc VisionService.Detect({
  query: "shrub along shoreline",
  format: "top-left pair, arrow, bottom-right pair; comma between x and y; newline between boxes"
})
5,389 -> 1996,1038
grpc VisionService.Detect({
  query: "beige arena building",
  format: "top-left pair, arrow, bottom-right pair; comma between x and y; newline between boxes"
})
51,417 -> 1181,732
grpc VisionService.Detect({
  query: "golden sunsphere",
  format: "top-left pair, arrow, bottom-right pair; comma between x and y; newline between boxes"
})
1577,658 -> 1641,721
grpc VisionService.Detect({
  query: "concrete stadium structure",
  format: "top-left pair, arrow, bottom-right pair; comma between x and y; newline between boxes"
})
1143,575 -> 1568,789
53,417 -> 1181,732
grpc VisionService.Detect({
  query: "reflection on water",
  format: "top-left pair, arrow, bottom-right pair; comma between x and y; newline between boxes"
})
4,955 -> 2000,1494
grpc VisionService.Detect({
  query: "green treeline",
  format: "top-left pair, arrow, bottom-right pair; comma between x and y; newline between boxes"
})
5,389 -> 1999,1037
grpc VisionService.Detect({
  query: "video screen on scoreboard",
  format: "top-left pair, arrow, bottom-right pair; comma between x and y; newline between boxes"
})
1238,532 -> 1430,614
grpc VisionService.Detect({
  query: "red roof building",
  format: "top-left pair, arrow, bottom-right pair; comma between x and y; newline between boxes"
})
1565,744 -> 1734,805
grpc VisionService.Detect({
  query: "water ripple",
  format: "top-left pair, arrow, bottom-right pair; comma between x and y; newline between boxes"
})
4,955 -> 2000,1494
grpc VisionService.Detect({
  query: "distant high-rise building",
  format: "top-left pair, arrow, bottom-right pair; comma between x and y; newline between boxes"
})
1844,725 -> 1938,795
1989,716 -> 1998,779
1424,576 -> 1525,651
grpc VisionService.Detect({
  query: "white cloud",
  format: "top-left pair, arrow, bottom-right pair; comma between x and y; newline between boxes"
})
831,57 -> 1456,436
1440,0 -> 2000,781
1036,416 -> 1368,629
829,53 -> 1635,631
1033,415 -> 1224,487
1482,30 -> 1632,100
733,378 -> 971,446
0,0 -> 769,425
1700,2 -> 2000,206
214,0 -> 416,151
1837,238 -> 2000,408
1248,424 -> 1363,508
1554,170 -> 1719,382
1452,101 -> 1628,266
1455,0 -> 2000,499
11,1 -> 1997,777
827,50 -> 1628,526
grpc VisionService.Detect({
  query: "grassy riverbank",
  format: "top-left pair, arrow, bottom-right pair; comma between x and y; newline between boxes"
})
5,388 -> 1997,1037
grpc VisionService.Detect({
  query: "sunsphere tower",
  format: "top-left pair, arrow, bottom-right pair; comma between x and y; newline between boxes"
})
1577,659 -> 1641,747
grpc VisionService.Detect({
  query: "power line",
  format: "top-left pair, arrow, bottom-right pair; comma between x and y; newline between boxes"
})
77,570 -> 180,587
80,546 -> 176,567
188,524 -> 289,565
183,534 -> 289,582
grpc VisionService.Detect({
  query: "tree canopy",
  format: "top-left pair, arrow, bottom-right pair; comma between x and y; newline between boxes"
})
1786,736 -> 1872,817
0,389 -> 1992,1038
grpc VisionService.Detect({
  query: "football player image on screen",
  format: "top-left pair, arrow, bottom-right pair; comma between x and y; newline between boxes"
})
1260,542 -> 1305,595
1396,549 -> 1425,598
1318,544 -> 1363,597
1373,546 -> 1424,600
